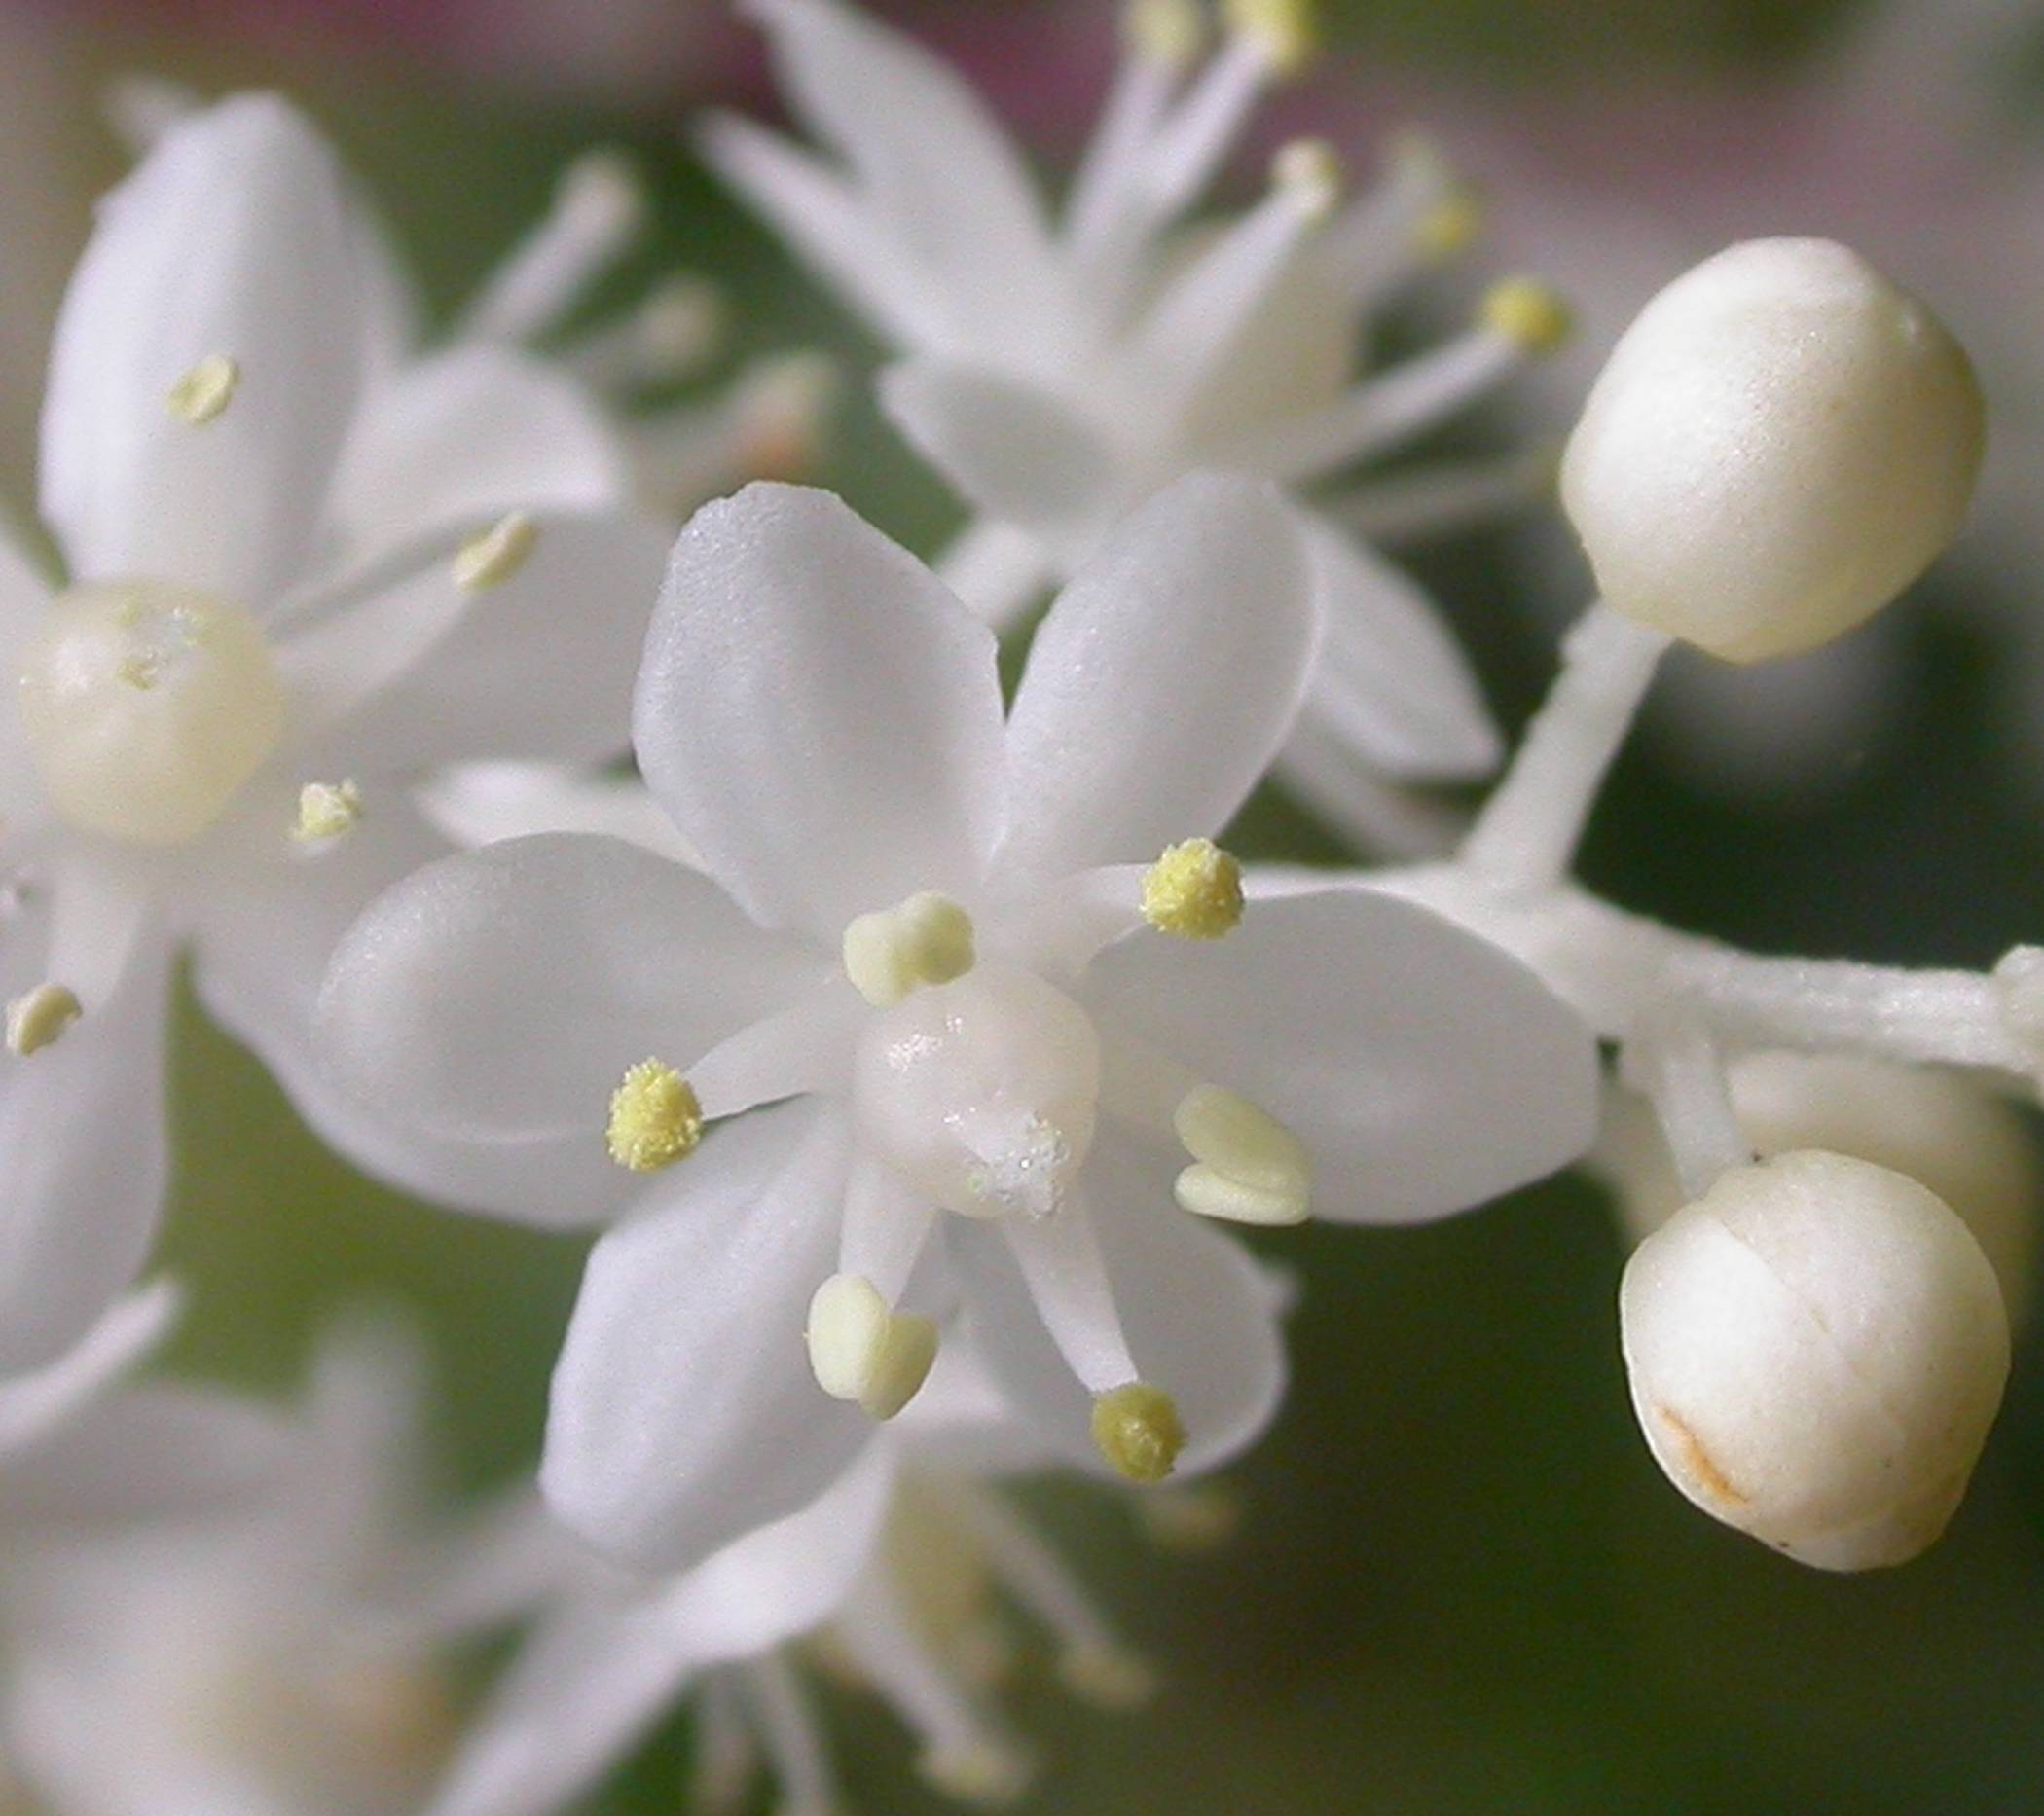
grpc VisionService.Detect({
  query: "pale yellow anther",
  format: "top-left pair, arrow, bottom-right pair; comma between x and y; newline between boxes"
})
1092,1382 -> 1186,1484
918,1741 -> 1034,1807
292,779 -> 364,845
1271,138 -> 1341,221
453,512 -> 539,593
1057,1645 -> 1159,1710
1137,1481 -> 1246,1553
1225,0 -> 1319,74
1124,0 -> 1205,69
637,276 -> 725,377
165,353 -> 240,426
1414,186 -> 1485,262
806,1274 -> 938,1420
560,147 -> 645,233
6,983 -> 80,1057
842,891 -> 976,1007
1141,839 -> 1244,940
1172,1085 -> 1310,1225
1481,276 -> 1574,355
605,1059 -> 702,1172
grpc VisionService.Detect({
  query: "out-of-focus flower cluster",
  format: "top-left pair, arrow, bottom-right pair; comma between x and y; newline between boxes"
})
0,1 -> 2039,1810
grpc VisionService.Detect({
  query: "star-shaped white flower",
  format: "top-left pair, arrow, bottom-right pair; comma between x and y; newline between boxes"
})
319,472 -> 1595,1572
704,0 -> 1567,849
0,92 -> 673,1373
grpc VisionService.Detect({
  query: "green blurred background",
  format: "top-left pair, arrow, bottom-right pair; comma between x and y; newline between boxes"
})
18,0 -> 2044,1809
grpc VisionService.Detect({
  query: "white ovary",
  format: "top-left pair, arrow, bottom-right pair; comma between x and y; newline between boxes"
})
15,580 -> 285,845
852,963 -> 1102,1221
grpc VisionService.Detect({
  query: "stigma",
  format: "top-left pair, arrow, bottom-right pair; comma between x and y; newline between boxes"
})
15,581 -> 286,845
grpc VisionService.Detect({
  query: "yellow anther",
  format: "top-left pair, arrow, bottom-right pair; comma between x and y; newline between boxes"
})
918,1741 -> 1034,1807
1481,276 -> 1574,355
1124,0 -> 1205,69
842,891 -> 976,1007
6,983 -> 80,1057
1057,1645 -> 1159,1710
1270,138 -> 1341,220
165,353 -> 240,425
1092,1382 -> 1185,1484
805,1273 -> 938,1420
1414,186 -> 1485,262
1173,1084 -> 1310,1225
1137,1481 -> 1246,1553
1141,839 -> 1244,940
1224,0 -> 1319,74
605,1059 -> 702,1172
453,512 -> 539,592
292,779 -> 364,844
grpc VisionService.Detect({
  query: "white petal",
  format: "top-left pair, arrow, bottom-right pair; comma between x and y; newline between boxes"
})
738,0 -> 1062,357
948,1137 -> 1287,1476
636,484 -> 1004,937
1293,512 -> 1502,779
282,512 -> 671,773
0,932 -> 171,1374
430,1445 -> 891,1816
1000,473 -> 1315,877
0,525 -> 54,819
316,832 -> 824,1142
0,1279 -> 178,1456
542,1101 -> 871,1571
324,344 -> 630,563
1086,890 -> 1599,1222
881,361 -> 1118,553
417,762 -> 701,866
40,94 -> 366,603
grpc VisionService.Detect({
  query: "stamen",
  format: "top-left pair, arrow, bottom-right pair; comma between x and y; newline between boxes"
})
1225,0 -> 1320,73
842,891 -> 976,1007
165,353 -> 240,425
919,1741 -> 1034,1806
1058,1645 -> 1159,1710
1141,839 -> 1244,939
1136,1481 -> 1246,1552
1481,276 -> 1574,356
6,983 -> 81,1057
291,779 -> 364,845
605,1059 -> 702,1172
457,148 -> 645,346
805,1273 -> 938,1420
1414,185 -> 1485,262
453,512 -> 539,592
1124,0 -> 1206,69
1173,1085 -> 1311,1224
1091,1382 -> 1186,1484
1269,137 -> 1341,221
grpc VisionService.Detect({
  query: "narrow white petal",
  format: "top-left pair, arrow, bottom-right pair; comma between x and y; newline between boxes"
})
416,762 -> 701,866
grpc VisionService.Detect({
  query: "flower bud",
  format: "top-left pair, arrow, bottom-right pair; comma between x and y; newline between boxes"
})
1560,238 -> 1983,664
1620,1149 -> 2009,1570
1600,1053 -> 2039,1321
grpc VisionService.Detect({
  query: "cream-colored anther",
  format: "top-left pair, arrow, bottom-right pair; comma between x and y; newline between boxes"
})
1057,1644 -> 1159,1710
165,353 -> 240,425
1224,0 -> 1318,73
292,779 -> 363,845
604,1059 -> 702,1172
1092,1382 -> 1185,1484
453,512 -> 539,593
6,983 -> 80,1057
1415,187 -> 1485,261
1141,839 -> 1243,939
1125,0 -> 1205,68
559,147 -> 645,236
1137,1481 -> 1245,1553
842,891 -> 976,1007
1271,138 -> 1341,221
1481,277 -> 1573,355
1172,1085 -> 1310,1225
636,276 -> 724,378
805,1273 -> 938,1420
918,1741 -> 1034,1807
17,581 -> 286,846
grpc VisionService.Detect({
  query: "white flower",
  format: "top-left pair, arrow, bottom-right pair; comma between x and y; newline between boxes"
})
0,1315 -> 462,1816
423,1333 -> 1206,1816
702,0 -> 1565,851
0,92 -> 672,1372
317,472 -> 1597,1570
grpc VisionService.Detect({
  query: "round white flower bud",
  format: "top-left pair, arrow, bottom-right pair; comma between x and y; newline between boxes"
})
1620,1149 -> 2009,1570
1600,1052 -> 2039,1321
1560,238 -> 1983,664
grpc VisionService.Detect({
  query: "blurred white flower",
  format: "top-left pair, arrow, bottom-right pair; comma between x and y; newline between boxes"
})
425,1332 -> 1198,1816
704,0 -> 1567,852
0,92 -> 671,1375
316,474 -> 1596,1572
0,1315 -> 461,1816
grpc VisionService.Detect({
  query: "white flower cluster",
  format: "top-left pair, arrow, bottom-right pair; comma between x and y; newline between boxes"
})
0,0 -> 2031,1809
